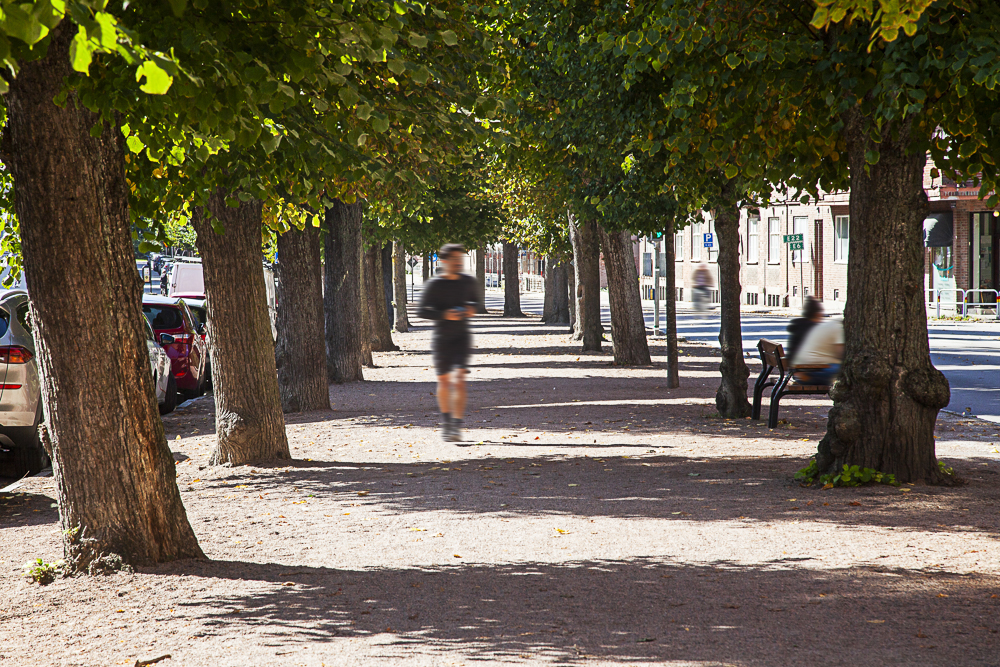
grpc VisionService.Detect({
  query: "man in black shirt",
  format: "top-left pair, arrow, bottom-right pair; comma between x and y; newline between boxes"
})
417,244 -> 481,441
786,296 -> 824,361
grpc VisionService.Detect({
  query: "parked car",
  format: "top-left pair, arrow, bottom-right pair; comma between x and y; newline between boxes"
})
144,318 -> 177,415
0,290 -> 47,477
183,297 -> 212,388
142,295 -> 209,399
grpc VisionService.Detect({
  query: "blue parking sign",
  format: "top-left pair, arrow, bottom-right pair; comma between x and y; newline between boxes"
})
703,232 -> 714,248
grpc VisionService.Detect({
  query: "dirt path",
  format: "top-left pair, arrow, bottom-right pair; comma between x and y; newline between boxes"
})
2,312 -> 999,667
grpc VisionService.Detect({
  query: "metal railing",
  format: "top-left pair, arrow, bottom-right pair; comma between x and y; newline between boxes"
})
926,288 -> 1000,319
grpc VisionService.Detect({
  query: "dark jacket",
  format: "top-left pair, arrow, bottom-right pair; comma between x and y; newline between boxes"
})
417,274 -> 480,337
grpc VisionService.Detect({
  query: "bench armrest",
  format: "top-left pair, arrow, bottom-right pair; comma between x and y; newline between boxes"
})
791,364 -> 831,370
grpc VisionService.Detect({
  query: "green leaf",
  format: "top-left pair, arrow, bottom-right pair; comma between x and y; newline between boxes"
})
165,0 -> 187,16
864,149 -> 880,165
372,116 -> 390,133
261,132 -> 281,155
724,164 -> 738,179
356,103 -> 373,120
408,32 -> 428,48
126,135 -> 145,154
387,59 -> 406,75
136,60 -> 173,95
439,30 -> 458,46
69,27 -> 94,73
339,86 -> 360,108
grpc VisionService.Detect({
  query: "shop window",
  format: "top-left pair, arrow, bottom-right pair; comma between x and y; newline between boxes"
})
835,215 -> 850,263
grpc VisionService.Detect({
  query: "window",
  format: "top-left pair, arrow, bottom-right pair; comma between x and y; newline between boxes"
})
674,230 -> 684,261
642,252 -> 653,277
768,217 -> 781,263
747,217 -> 759,264
792,216 -> 807,263
691,223 -> 701,261
16,302 -> 31,334
834,215 -> 850,263
143,305 -> 184,330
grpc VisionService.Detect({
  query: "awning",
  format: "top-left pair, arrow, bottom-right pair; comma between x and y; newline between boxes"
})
924,212 -> 953,247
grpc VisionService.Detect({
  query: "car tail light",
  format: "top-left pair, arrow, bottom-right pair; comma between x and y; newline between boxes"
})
0,346 -> 33,364
0,384 -> 22,389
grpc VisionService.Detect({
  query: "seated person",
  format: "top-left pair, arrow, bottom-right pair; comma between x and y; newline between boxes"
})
786,296 -> 824,361
791,316 -> 844,385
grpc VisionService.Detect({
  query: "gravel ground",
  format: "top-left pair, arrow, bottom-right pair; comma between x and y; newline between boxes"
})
2,311 -> 999,667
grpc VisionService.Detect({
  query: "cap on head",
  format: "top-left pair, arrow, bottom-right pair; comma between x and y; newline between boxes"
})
439,243 -> 466,260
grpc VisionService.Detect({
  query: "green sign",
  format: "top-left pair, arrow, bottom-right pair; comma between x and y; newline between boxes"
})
782,234 -> 804,243
788,242 -> 805,250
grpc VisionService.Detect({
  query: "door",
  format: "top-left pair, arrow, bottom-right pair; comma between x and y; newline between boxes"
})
971,212 -> 999,304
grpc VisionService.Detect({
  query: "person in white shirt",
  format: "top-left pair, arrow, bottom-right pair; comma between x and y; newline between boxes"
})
791,317 -> 844,385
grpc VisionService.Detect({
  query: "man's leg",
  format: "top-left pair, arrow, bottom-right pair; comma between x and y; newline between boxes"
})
451,368 -> 468,420
436,374 -> 452,415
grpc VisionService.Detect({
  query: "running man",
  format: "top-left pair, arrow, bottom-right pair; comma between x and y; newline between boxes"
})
417,244 -> 481,442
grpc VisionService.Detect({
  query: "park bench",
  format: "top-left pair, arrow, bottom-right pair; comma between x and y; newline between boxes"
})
752,339 -> 830,428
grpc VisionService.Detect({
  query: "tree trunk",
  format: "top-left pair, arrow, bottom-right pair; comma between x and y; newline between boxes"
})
359,248 -> 375,366
6,24 -> 202,572
274,224 -> 329,413
544,257 -> 572,325
364,243 -> 399,352
323,201 -> 366,382
715,196 -> 752,418
193,192 -> 290,466
568,212 -> 602,351
599,227 -> 651,366
393,242 -> 410,332
663,230 -> 680,389
381,243 -> 394,325
475,247 -> 488,314
815,120 -> 950,484
502,241 -> 524,317
422,254 -> 430,281
567,261 -> 577,330
542,258 -> 557,322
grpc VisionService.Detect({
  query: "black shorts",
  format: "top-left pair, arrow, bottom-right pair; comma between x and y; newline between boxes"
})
433,334 -> 470,376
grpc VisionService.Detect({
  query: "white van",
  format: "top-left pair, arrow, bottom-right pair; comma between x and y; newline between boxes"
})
169,259 -> 205,299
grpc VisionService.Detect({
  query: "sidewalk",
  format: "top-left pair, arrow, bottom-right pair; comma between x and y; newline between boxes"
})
3,312 -> 999,666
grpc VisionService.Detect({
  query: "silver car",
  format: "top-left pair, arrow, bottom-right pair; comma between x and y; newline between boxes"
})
145,318 -> 177,415
0,290 -> 47,477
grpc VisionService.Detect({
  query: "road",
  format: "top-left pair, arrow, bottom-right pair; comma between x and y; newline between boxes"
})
483,288 -> 1000,424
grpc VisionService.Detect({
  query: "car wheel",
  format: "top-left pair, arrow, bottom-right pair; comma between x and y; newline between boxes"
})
2,405 -> 50,478
159,373 -> 178,415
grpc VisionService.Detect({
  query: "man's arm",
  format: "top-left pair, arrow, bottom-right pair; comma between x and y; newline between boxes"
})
416,281 -> 443,320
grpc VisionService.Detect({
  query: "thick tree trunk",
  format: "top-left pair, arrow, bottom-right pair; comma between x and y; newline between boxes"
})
552,260 -> 571,325
381,243 -> 394,325
393,242 -> 410,332
475,247 -> 488,314
542,258 -> 557,322
359,249 -> 375,366
275,225 -> 329,413
816,120 -> 950,484
323,201 -> 366,382
715,196 -> 752,418
599,228 -> 651,365
193,192 -> 290,466
568,213 -> 602,351
567,261 -> 577,330
6,25 -> 202,572
663,230 -> 680,389
502,241 -> 524,317
364,243 -> 399,352
422,254 -> 430,281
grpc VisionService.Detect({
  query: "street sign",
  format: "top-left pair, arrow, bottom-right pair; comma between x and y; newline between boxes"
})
407,257 -> 418,268
788,242 -> 805,250
703,232 -> 714,248
782,234 -> 804,243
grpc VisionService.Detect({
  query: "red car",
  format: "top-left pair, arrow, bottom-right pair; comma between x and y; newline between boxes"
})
142,295 -> 209,398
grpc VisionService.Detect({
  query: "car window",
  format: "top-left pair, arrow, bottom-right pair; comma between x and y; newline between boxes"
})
16,303 -> 31,334
144,319 -> 156,342
0,307 -> 9,338
142,305 -> 184,330
179,301 -> 198,331
189,306 -> 206,328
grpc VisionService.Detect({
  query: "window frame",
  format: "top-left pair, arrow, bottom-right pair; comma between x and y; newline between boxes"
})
767,217 -> 782,264
792,216 -> 808,264
747,216 -> 760,264
834,215 -> 850,264
691,222 -> 701,261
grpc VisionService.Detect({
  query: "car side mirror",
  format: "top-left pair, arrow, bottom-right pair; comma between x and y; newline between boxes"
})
198,323 -> 206,335
159,334 -> 175,345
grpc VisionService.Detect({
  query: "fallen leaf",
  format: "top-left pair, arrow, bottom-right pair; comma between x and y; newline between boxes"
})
282,582 -> 295,587
357,491 -> 369,497
453,554 -> 462,558
554,528 -> 569,534
867,619 -> 885,624
568,484 -> 578,487
849,501 -> 862,506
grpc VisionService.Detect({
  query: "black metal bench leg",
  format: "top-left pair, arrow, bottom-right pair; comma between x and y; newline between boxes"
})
752,365 -> 772,421
769,374 -> 793,429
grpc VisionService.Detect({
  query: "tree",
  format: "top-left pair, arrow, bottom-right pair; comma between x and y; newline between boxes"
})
618,0 -> 1000,481
192,191 -> 290,465
393,241 -> 411,332
4,22 -> 202,572
599,227 -> 651,365
324,200 -> 367,383
364,241 -> 399,351
502,240 -> 524,316
274,220 -> 329,413
567,214 -> 603,350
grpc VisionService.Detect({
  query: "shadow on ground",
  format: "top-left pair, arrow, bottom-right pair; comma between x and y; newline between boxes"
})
154,555 -> 1000,666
